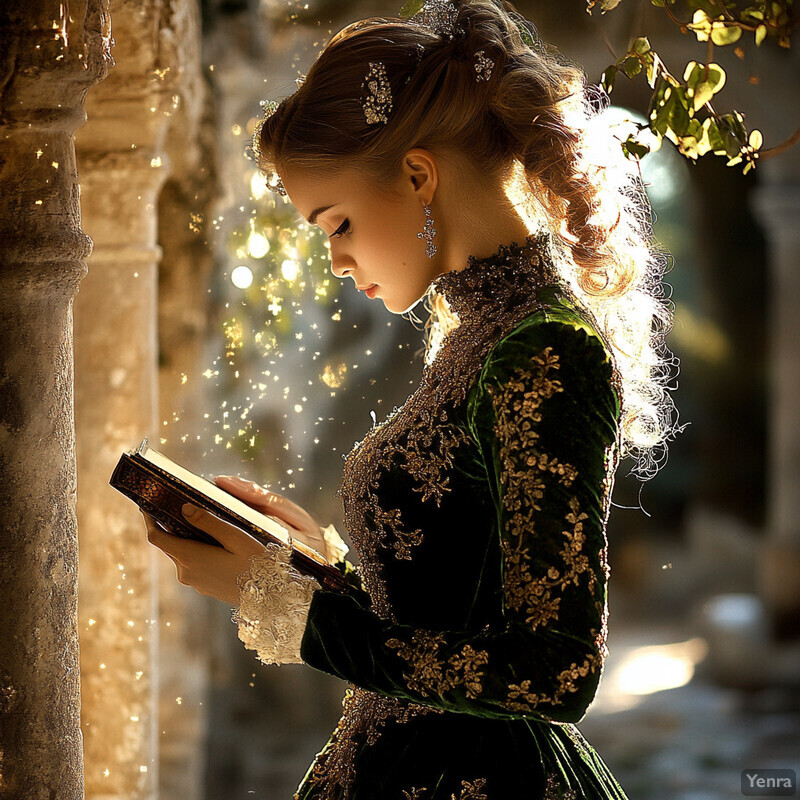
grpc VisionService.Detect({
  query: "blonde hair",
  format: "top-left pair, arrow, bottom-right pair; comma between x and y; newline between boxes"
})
254,0 -> 677,478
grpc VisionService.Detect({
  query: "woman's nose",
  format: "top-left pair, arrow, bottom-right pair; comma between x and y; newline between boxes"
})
330,257 -> 354,280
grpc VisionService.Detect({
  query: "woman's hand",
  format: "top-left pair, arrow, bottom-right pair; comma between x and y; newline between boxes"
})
142,505 -> 268,605
213,475 -> 328,556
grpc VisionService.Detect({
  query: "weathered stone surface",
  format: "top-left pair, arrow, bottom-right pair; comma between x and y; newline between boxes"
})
0,3 -> 112,799
754,179 -> 800,639
73,0 -> 215,797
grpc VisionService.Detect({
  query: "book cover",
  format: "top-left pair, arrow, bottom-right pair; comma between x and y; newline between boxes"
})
110,438 -> 348,592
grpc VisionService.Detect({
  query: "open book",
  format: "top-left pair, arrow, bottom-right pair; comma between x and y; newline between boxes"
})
110,438 -> 348,591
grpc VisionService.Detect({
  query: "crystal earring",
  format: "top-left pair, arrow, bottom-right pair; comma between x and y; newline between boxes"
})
417,203 -> 438,259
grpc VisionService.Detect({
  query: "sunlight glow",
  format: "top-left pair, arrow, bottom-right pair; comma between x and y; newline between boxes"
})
281,259 -> 299,282
250,171 -> 267,200
247,231 -> 270,259
231,265 -> 254,289
593,637 -> 708,713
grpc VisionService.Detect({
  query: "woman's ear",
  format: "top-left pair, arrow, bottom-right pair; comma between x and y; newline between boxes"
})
403,148 -> 438,205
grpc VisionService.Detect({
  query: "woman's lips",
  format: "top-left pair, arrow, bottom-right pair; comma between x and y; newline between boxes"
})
357,283 -> 377,299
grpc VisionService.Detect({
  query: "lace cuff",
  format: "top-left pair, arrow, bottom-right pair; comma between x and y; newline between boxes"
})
231,542 -> 320,665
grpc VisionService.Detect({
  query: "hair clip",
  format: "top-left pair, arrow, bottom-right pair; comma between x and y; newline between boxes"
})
474,50 -> 495,82
256,100 -> 287,196
362,61 -> 393,125
409,0 -> 459,40
266,171 -> 287,196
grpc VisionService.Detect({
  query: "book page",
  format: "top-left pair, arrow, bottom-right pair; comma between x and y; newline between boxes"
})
141,446 -> 295,546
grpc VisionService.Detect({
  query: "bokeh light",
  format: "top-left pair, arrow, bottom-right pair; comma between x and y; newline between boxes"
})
231,265 -> 254,289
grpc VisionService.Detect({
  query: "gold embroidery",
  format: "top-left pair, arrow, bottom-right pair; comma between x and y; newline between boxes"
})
294,685 -> 443,800
339,234 -> 558,620
488,356 -> 595,632
453,777 -> 489,799
385,631 -> 489,700
485,350 -> 610,713
400,777 -> 489,800
505,649 -> 602,712
543,773 -> 578,800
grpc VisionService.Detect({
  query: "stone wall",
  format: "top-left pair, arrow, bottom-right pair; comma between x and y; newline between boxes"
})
0,3 -> 112,798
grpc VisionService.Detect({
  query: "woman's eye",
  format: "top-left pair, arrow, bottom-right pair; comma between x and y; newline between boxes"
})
332,219 -> 351,238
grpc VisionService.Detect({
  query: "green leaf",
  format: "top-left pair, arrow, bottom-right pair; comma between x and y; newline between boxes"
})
632,37 -> 652,55
645,51 -> 659,88
755,24 -> 767,45
711,23 -> 742,45
398,0 -> 423,19
601,65 -> 618,94
676,118 -> 713,159
621,56 -> 643,77
622,134 -> 651,160
685,62 -> 727,111
689,9 -> 713,42
705,119 -> 727,152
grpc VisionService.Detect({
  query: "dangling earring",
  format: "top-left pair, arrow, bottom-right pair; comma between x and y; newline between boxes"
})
417,203 -> 438,259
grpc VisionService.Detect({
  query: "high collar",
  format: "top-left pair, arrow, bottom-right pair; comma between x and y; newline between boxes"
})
430,232 -> 559,320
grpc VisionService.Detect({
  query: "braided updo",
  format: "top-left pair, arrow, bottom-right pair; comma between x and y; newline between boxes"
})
254,0 -> 677,478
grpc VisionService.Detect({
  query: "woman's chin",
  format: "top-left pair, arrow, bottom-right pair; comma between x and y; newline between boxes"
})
388,295 -> 424,315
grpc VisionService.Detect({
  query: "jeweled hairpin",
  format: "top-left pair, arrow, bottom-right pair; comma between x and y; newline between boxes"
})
266,171 -> 287,196
474,50 -> 495,82
409,0 -> 459,40
257,100 -> 287,196
362,61 -> 393,125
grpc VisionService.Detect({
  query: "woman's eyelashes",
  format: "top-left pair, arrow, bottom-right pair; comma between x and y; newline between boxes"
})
332,218 -> 351,238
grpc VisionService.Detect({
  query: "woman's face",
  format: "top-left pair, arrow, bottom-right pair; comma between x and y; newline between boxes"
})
280,159 -> 443,314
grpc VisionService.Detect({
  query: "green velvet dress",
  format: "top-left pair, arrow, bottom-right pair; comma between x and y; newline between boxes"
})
294,234 -> 629,800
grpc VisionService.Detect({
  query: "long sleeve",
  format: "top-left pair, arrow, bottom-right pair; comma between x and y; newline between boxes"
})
300,311 -> 621,723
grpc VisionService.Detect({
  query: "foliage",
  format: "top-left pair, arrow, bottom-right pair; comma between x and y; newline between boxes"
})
587,0 -> 796,172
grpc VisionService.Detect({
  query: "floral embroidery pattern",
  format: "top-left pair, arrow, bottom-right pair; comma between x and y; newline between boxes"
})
400,777 -> 489,800
385,631 -> 489,699
543,773 -> 578,800
339,234 -> 559,620
486,351 -> 609,712
453,777 -> 489,799
504,651 -> 602,712
294,685 -> 443,800
306,236 -> 622,799
487,355 -> 592,630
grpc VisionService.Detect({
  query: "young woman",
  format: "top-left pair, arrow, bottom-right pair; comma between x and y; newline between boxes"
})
143,1 -> 675,797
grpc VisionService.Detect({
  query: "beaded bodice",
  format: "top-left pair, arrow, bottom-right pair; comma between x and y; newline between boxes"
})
337,233 -> 559,620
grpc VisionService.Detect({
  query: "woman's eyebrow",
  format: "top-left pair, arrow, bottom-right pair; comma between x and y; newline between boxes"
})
308,204 -> 338,225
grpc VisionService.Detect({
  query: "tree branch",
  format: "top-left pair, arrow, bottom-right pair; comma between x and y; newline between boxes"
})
759,123 -> 800,161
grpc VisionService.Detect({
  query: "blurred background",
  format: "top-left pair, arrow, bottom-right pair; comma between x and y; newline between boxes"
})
55,0 -> 800,797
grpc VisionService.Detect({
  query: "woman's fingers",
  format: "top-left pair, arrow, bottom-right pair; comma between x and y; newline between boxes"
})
140,509 -> 264,605
142,511 -> 196,564
214,475 -> 318,532
180,502 -> 288,555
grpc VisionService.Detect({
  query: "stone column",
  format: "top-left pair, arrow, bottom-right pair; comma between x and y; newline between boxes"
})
0,3 -> 112,799
74,1 -> 214,797
754,176 -> 800,639
156,15 -> 218,796
74,2 -> 172,797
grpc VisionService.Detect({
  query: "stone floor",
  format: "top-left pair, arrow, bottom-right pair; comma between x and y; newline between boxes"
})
579,621 -> 800,800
